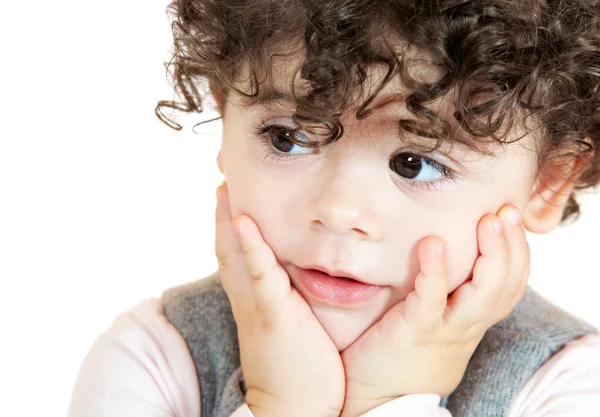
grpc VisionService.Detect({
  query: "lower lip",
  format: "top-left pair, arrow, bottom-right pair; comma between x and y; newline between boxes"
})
293,267 -> 386,306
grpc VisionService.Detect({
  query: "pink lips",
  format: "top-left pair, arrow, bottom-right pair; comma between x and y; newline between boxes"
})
291,266 -> 386,307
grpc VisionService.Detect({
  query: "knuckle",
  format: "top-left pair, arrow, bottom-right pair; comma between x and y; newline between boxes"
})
428,298 -> 447,309
424,293 -> 447,312
463,324 -> 486,342
251,261 -> 277,283
482,292 -> 503,309
256,306 -> 285,327
241,243 -> 253,255
514,241 -> 530,252
248,267 -> 265,281
214,243 -> 224,258
256,315 -> 276,331
216,251 -> 232,270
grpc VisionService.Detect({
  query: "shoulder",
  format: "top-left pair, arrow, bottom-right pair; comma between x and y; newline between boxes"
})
161,271 -> 236,340
508,333 -> 600,416
160,272 -> 245,417
493,286 -> 598,348
443,287 -> 598,415
162,270 -> 228,313
475,286 -> 599,385
67,297 -> 201,417
473,287 -> 598,371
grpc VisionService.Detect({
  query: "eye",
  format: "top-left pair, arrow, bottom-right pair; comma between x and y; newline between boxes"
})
389,152 -> 450,182
261,124 -> 313,156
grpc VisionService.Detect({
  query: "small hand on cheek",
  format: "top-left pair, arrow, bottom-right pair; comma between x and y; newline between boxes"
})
338,204 -> 530,417
216,183 -> 345,417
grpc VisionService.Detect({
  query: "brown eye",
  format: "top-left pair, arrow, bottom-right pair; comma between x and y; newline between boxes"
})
269,127 -> 294,152
389,152 -> 422,179
265,125 -> 311,154
389,152 -> 450,181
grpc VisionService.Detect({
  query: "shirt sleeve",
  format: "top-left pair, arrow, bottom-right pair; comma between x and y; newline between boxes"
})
359,394 -> 452,417
234,395 -> 451,417
230,404 -> 255,417
507,333 -> 600,416
67,298 -> 202,417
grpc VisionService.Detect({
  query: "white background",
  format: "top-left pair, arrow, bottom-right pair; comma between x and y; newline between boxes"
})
0,1 -> 598,416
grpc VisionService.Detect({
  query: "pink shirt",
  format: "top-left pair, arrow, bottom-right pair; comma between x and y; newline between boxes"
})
67,297 -> 600,417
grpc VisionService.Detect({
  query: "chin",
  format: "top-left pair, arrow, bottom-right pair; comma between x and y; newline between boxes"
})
310,304 -> 381,351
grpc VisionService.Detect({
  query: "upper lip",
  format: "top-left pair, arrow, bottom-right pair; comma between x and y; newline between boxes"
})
297,264 -> 373,284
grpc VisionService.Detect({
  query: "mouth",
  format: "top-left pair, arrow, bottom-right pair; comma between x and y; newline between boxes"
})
290,264 -> 387,307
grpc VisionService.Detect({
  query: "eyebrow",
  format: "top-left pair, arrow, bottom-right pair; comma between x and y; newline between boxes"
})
242,89 -> 297,108
243,88 -> 407,110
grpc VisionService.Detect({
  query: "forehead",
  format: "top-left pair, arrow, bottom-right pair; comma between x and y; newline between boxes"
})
233,41 -> 445,111
226,40 -> 541,157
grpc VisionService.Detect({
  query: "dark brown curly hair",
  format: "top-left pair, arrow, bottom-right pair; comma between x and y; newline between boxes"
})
156,0 -> 600,223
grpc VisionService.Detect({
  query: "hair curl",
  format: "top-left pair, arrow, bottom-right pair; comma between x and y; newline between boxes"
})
156,0 -> 600,223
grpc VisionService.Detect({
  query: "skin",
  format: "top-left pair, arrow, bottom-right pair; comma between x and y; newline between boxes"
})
216,184 -> 531,417
215,51 -> 577,352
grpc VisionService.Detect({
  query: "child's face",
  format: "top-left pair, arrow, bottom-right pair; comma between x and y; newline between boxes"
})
218,53 -> 540,350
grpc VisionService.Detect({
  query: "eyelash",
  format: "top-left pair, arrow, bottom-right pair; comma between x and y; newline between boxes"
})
252,121 -> 309,162
252,121 -> 458,192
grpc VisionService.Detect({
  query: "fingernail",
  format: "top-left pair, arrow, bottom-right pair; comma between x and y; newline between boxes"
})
493,219 -> 503,234
508,209 -> 522,227
216,182 -> 227,198
435,243 -> 444,256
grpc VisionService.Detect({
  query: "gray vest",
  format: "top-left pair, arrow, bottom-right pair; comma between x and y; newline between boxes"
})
162,271 -> 598,417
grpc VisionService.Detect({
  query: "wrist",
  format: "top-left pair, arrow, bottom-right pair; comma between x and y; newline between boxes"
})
340,396 -> 403,417
342,380 -> 402,417
247,396 -> 341,417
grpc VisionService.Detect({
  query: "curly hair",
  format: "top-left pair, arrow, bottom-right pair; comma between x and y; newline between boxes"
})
156,0 -> 600,223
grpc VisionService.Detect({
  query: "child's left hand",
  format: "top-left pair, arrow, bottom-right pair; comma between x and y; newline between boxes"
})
339,205 -> 530,417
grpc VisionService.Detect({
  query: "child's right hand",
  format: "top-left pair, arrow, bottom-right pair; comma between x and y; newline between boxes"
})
215,182 -> 345,417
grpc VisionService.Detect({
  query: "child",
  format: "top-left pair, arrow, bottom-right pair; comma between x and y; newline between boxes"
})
68,0 -> 600,416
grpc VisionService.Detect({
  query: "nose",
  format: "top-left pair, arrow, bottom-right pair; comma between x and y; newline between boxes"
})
309,168 -> 382,240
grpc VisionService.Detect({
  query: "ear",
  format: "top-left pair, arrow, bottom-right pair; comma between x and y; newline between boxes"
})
523,157 -> 579,234
216,150 -> 224,174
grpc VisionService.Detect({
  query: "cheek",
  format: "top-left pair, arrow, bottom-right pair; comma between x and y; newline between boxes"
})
220,147 -> 301,266
421,199 -> 486,292
225,173 -> 293,255
444,229 -> 479,292
435,186 -> 531,293
220,133 -> 267,218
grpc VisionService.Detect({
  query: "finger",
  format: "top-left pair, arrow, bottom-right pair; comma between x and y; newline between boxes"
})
496,205 -> 530,313
215,183 -> 254,310
231,214 -> 293,315
446,214 -> 508,329
404,236 -> 448,330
